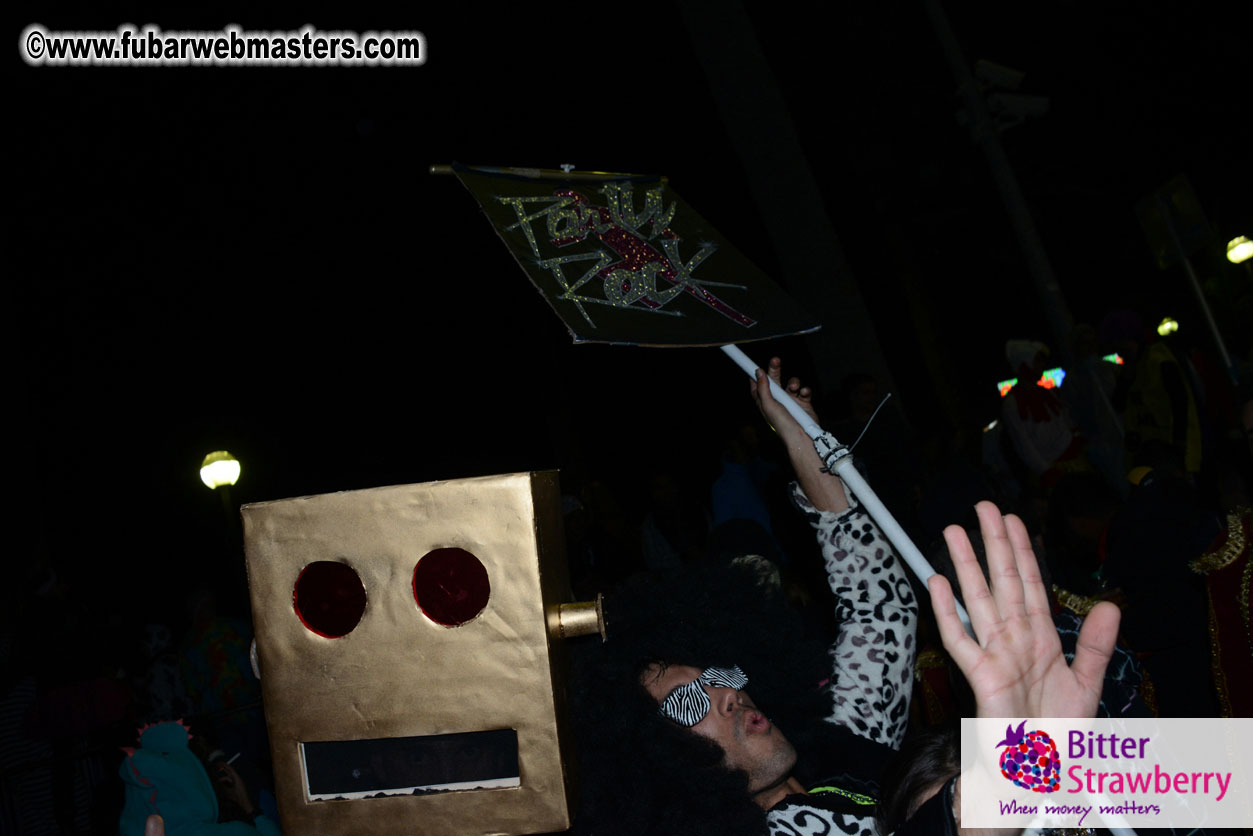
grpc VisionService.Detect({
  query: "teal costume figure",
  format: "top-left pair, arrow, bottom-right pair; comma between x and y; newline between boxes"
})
119,721 -> 279,836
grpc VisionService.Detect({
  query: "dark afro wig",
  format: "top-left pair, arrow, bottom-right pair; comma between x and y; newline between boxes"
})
568,563 -> 838,836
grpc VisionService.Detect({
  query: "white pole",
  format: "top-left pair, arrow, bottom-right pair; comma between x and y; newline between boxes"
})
721,344 -> 972,632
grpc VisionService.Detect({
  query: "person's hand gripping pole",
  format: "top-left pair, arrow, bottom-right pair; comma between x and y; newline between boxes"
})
722,343 -> 972,632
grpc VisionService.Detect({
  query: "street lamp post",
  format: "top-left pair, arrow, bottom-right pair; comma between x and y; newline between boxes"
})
1228,236 -> 1252,265
200,450 -> 242,544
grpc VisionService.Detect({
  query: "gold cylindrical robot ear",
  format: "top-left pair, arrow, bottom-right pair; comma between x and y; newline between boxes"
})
553,594 -> 605,641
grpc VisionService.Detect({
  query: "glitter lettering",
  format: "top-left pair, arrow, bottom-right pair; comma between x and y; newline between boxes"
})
498,184 -> 755,329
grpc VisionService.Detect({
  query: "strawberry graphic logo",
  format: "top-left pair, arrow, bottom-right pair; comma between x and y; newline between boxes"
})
995,720 -> 1060,793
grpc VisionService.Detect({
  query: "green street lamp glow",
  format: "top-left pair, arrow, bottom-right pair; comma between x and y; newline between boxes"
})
200,450 -> 241,489
1157,317 -> 1179,336
1227,236 -> 1253,264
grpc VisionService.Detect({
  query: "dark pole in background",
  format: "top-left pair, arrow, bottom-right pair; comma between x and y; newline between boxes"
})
677,0 -> 906,406
923,0 -> 1075,353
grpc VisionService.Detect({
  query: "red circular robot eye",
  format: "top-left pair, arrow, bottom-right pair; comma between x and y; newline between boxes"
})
294,561 -> 367,638
413,548 -> 490,626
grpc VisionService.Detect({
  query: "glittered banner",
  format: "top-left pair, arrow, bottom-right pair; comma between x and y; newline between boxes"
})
452,165 -> 820,346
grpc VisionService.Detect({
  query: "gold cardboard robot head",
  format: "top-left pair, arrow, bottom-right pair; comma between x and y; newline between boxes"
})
243,471 -> 578,836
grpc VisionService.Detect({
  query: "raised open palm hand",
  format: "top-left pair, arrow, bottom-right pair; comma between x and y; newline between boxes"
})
928,501 -> 1121,719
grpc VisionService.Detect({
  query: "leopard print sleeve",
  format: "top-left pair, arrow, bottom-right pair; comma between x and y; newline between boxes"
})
790,481 -> 917,750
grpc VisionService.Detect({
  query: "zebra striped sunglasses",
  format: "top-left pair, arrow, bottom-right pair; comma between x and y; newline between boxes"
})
657,665 -> 749,727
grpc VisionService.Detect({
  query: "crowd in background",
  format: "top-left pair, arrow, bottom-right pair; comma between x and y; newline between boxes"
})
4,305 -> 1251,835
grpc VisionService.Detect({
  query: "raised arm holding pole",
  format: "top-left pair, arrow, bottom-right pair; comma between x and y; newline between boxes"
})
722,343 -> 973,633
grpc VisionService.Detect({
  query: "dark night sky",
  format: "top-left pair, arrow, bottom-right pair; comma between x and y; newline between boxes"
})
14,3 -> 1250,608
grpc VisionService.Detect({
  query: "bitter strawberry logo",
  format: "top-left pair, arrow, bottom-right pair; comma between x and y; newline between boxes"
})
995,720 -> 1061,793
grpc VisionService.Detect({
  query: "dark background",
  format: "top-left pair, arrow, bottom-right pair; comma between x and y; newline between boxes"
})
14,2 -> 1251,608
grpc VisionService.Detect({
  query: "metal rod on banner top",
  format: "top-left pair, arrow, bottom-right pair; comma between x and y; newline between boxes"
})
720,344 -> 973,633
